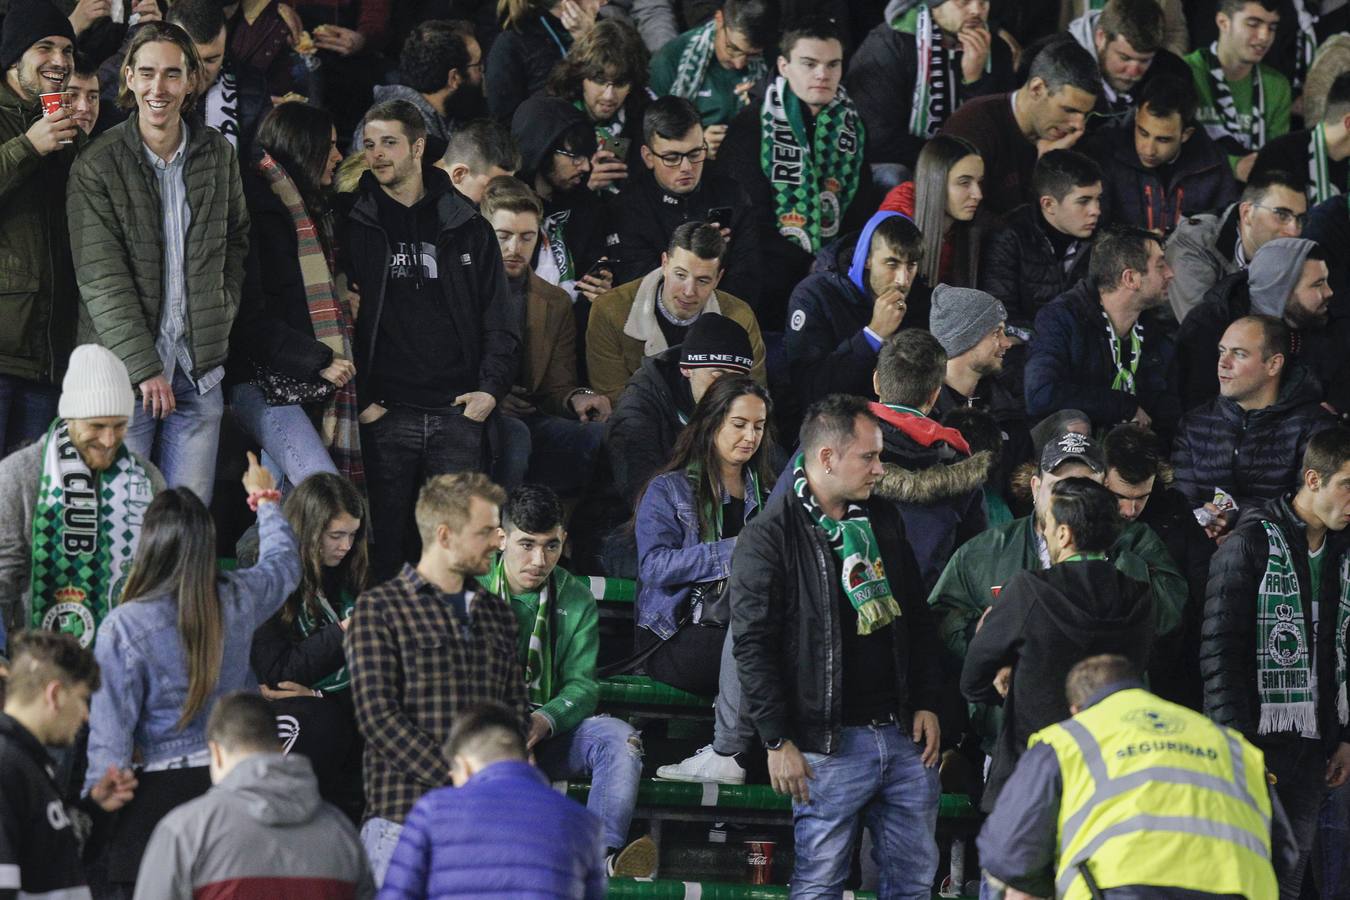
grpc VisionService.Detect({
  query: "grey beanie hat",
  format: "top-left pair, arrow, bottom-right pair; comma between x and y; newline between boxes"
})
1248,237 -> 1318,317
929,284 -> 1008,358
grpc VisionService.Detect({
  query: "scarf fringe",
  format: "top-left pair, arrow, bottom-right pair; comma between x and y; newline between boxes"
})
1258,702 -> 1319,737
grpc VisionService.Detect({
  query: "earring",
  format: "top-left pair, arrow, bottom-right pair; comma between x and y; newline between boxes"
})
824,466 -> 833,475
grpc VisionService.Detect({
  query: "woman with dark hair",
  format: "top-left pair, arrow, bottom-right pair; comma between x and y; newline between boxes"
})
487,0 -> 606,123
879,134 -> 990,287
83,453 -> 299,891
227,101 -> 362,492
250,472 -> 368,819
634,375 -> 774,697
545,18 -> 649,191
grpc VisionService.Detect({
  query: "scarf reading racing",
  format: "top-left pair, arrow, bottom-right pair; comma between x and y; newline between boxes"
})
668,18 -> 768,104
792,453 -> 900,635
1256,521 -> 1350,735
30,420 -> 155,647
759,76 -> 864,253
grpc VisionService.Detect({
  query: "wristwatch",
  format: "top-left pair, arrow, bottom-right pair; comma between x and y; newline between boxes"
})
763,737 -> 787,751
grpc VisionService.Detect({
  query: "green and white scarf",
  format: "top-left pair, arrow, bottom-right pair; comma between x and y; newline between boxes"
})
485,557 -> 554,707
297,590 -> 356,692
1204,42 -> 1265,151
29,419 -> 155,648
1256,521 -> 1350,735
894,5 -> 990,138
792,453 -> 900,635
759,75 -> 864,253
1104,311 -> 1144,394
1308,123 -> 1344,204
668,18 -> 768,106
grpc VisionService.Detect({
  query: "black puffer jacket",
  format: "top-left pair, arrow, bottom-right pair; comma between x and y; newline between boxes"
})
605,349 -> 693,507
1171,364 -> 1336,511
731,488 -> 944,753
978,203 -> 1093,331
1201,495 -> 1350,749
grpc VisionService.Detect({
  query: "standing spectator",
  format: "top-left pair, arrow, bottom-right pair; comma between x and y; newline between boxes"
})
939,40 -> 1099,216
1202,426 -> 1350,899
0,346 -> 163,650
732,395 -> 944,898
1251,71 -> 1350,203
68,21 -> 249,506
978,150 -> 1102,334
648,0 -> 774,143
435,119 -> 521,205
1065,0 -> 1193,128
378,702 -> 607,900
0,632 -> 136,900
0,3 -> 79,456
166,0 -> 272,154
1184,0 -> 1290,181
67,50 -> 99,135
84,453 -> 300,892
227,0 -> 310,102
1024,225 -> 1179,436
482,176 -> 608,499
133,692 -> 374,900
228,101 -> 357,492
1163,168 -> 1305,324
586,222 -> 764,403
1085,74 -> 1238,234
291,0 -> 393,145
785,212 -> 924,406
346,99 -> 519,578
612,97 -> 760,307
847,0 -> 1014,183
717,15 -> 867,324
487,0 -> 603,123
345,474 -> 529,886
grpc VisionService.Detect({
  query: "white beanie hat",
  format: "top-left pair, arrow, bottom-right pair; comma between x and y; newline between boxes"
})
59,345 -> 136,421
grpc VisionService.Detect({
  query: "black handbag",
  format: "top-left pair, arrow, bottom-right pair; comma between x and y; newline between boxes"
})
255,364 -> 335,407
689,578 -> 730,627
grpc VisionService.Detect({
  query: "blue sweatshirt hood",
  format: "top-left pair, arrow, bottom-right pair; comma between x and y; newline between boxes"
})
848,210 -> 906,294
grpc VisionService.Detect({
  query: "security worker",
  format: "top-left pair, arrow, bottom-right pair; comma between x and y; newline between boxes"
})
977,654 -> 1298,899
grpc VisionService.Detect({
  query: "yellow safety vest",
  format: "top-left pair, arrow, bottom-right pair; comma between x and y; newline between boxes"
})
1030,688 -> 1277,899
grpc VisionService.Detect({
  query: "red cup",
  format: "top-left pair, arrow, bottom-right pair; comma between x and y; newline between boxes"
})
746,840 -> 775,884
40,91 -> 70,117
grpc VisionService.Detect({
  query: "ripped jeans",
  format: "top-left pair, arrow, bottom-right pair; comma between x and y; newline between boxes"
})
535,714 -> 644,850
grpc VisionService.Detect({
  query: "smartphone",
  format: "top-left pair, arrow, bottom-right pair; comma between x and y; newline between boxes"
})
599,134 -> 632,160
583,258 -> 620,279
706,206 -> 734,225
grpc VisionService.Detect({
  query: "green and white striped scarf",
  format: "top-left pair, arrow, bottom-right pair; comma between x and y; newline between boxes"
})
894,4 -> 990,138
485,556 -> 554,707
1308,122 -> 1344,204
296,590 -> 356,692
668,18 -> 767,105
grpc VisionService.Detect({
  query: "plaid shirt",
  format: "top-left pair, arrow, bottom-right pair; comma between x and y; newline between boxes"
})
346,563 -> 529,823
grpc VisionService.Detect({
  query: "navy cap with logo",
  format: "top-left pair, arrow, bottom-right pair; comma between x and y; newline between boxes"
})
1039,431 -> 1105,475
679,313 -> 753,373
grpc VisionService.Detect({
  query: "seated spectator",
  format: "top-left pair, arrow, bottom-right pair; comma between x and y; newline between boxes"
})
545,19 -> 649,193
878,134 -> 991,288
0,347 -> 164,652
962,476 -> 1153,810
227,101 -> 354,491
647,0 -> 774,147
379,702 -> 606,899
487,0 -> 602,124
68,51 -> 100,135
435,119 -> 521,205
612,96 -> 760,307
979,150 -> 1102,334
483,176 -> 609,498
1175,238 -> 1338,411
510,94 -> 615,300
1086,74 -> 1238,233
1025,225 -> 1179,437
587,222 -> 765,403
166,0 -> 272,153
785,212 -> 925,405
1173,315 -> 1335,540
1304,192 -> 1350,298
290,0 -> 393,146
870,330 -> 992,593
940,39 -> 1099,216
84,454 -> 299,892
0,632 -> 136,900
353,20 -> 485,161
135,692 -> 374,898
249,472 -> 368,820
635,375 -> 773,698
480,485 -> 653,877
944,405 -> 1017,525
717,15 -> 868,325
1065,0 -> 1193,128
1251,70 -> 1350,205
846,0 -> 1014,182
607,312 -> 756,507
1163,168 -> 1306,324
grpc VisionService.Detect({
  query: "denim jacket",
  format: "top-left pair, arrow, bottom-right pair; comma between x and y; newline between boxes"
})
634,468 -> 762,641
83,501 -> 300,794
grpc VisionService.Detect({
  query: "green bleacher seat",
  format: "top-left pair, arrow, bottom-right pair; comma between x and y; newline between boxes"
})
607,879 -> 876,899
600,676 -> 712,709
589,576 -> 636,603
557,779 -> 976,819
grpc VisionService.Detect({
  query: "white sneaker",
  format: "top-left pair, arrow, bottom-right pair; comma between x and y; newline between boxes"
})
655,745 -> 746,784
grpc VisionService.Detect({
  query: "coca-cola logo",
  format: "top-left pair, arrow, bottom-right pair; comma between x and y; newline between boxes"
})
747,852 -> 769,866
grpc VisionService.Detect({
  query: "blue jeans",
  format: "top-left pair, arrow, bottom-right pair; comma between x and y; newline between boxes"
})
228,383 -> 337,490
124,368 -> 224,504
495,410 -> 603,497
360,816 -> 404,888
793,723 -> 940,900
0,374 -> 59,457
535,714 -> 643,850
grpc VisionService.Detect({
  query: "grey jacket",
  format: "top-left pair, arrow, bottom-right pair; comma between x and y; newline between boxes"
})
1164,204 -> 1241,324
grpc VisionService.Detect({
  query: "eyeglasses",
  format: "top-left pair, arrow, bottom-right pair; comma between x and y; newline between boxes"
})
1251,204 -> 1308,228
588,78 -> 631,91
554,148 -> 591,165
649,144 -> 709,167
463,60 -> 485,71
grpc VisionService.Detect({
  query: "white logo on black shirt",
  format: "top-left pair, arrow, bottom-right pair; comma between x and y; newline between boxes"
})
389,241 -> 439,281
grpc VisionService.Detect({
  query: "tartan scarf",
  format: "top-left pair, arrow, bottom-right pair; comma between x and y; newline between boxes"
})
894,5 -> 988,138
1256,520 -> 1350,735
258,152 -> 364,486
1308,123 -> 1344,204
1203,42 -> 1265,151
792,453 -> 900,635
758,75 -> 864,253
485,556 -> 554,707
668,18 -> 767,106
296,590 -> 355,692
30,420 -> 155,647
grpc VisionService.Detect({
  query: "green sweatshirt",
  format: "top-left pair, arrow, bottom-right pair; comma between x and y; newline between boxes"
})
1184,49 -> 1291,173
649,26 -> 751,126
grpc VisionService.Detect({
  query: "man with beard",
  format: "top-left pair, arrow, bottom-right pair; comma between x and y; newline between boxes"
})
0,3 -> 81,456
1066,0 -> 1193,130
162,0 -> 270,155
